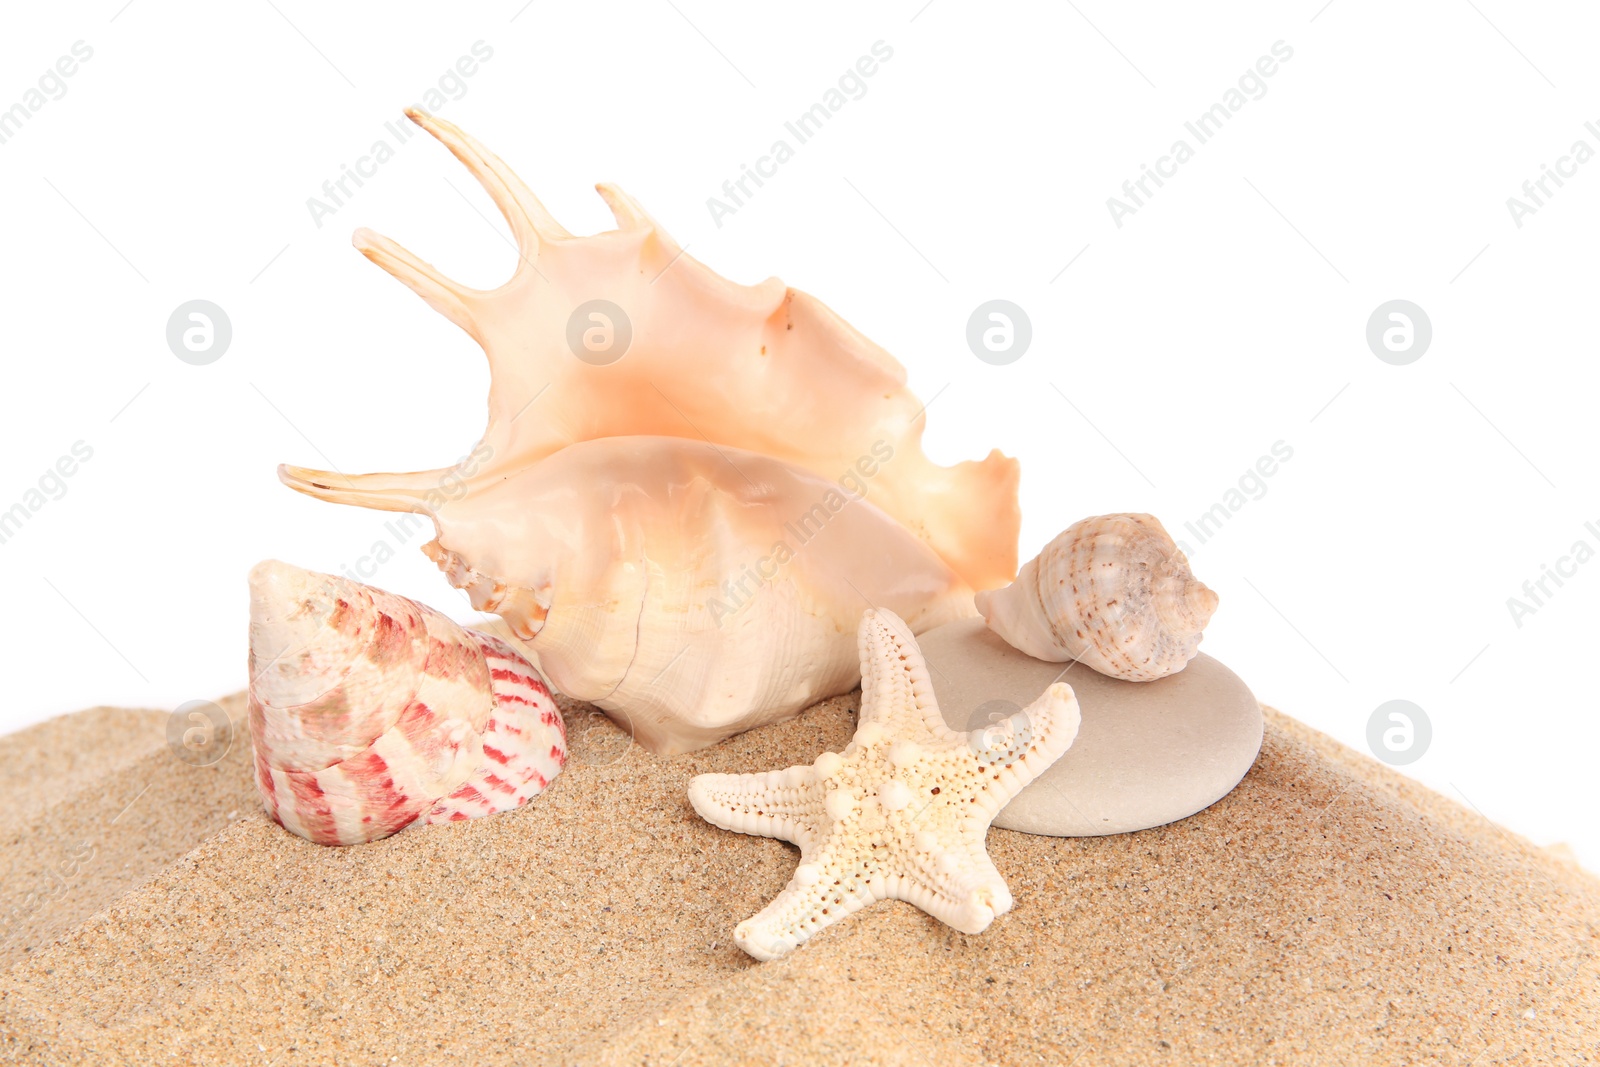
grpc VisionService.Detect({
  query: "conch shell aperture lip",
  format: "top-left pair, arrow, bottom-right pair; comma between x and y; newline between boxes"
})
247,560 -> 566,846
276,109 -> 1023,755
975,513 -> 1218,682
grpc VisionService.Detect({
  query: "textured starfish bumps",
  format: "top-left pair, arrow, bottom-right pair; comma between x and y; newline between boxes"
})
688,609 -> 1081,960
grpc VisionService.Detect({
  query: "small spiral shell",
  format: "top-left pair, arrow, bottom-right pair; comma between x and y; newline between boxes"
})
974,514 -> 1217,682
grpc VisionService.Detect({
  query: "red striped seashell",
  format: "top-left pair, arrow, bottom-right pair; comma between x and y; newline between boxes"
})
247,560 -> 566,846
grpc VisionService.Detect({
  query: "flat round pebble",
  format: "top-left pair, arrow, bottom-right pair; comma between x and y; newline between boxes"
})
918,617 -> 1263,837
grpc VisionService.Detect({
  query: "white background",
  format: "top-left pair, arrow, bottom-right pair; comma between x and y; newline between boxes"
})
2,2 -> 1595,869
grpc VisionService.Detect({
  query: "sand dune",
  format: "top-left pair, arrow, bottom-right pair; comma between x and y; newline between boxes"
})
0,690 -> 1595,1065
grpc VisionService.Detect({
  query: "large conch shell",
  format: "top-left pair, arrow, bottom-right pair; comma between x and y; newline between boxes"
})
975,514 -> 1218,682
286,437 -> 976,755
283,108 -> 1018,592
247,560 -> 566,846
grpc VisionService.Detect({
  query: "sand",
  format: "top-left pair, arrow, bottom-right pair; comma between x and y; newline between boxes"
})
0,687 -> 1596,1066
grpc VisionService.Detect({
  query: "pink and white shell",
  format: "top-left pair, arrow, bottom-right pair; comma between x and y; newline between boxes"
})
247,560 -> 566,846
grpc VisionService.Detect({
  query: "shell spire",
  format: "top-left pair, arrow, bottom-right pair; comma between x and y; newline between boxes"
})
247,560 -> 566,846
280,110 -> 1020,590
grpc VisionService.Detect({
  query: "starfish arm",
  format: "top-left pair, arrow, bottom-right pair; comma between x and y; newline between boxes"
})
969,682 -> 1081,811
855,609 -> 963,745
894,844 -> 1014,935
688,768 -> 822,848
733,843 -> 888,960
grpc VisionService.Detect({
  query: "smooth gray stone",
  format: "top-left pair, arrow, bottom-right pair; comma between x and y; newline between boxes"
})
918,618 -> 1263,837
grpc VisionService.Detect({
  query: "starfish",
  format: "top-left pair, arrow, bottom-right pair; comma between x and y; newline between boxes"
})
688,608 -> 1080,960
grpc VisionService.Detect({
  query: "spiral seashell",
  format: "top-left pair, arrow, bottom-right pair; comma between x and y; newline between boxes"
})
973,514 -> 1218,682
285,437 -> 976,756
270,110 -> 1026,755
279,108 -> 1020,591
247,560 -> 566,846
